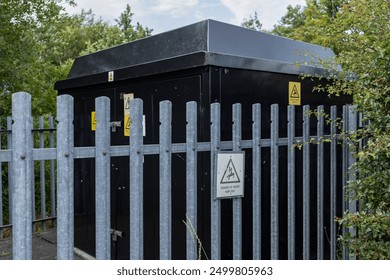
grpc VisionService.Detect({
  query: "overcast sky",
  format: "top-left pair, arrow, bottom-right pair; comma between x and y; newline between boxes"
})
65,0 -> 306,34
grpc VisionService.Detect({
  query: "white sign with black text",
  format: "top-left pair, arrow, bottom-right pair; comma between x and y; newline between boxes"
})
216,152 -> 245,199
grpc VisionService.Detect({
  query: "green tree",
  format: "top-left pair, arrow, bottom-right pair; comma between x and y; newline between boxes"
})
84,4 -> 152,53
274,0 -> 390,259
0,0 -> 75,115
115,4 -> 153,42
272,5 -> 305,38
0,1 -> 152,116
241,12 -> 263,31
271,0 -> 346,51
323,0 -> 390,259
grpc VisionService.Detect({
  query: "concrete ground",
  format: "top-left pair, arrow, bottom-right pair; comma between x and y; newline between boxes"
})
0,230 -> 83,260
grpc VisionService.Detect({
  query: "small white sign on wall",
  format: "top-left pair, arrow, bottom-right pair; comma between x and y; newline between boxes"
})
216,152 -> 245,199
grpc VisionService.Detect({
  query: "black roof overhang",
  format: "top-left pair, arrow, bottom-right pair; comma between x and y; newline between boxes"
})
54,51 -> 330,91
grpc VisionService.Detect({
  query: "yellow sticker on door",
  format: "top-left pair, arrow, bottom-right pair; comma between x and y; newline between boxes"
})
288,82 -> 301,105
123,93 -> 134,136
91,111 -> 97,131
124,115 -> 131,136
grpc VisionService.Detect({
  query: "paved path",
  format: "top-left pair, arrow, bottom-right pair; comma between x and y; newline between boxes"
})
0,230 -> 82,260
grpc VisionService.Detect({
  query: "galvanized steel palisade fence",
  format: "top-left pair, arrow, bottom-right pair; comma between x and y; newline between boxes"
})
0,91 -> 359,260
0,103 -> 56,242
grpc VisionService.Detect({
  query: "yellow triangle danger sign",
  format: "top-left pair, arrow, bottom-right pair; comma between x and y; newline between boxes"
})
124,115 -> 130,136
290,85 -> 300,98
288,82 -> 301,105
125,117 -> 131,129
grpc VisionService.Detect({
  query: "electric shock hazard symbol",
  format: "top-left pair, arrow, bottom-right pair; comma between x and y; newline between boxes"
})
288,81 -> 301,105
220,159 -> 241,184
124,115 -> 131,135
216,152 -> 245,199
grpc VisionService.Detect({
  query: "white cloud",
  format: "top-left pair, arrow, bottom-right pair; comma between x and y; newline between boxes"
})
220,0 -> 306,29
151,0 -> 200,17
65,0 -> 308,34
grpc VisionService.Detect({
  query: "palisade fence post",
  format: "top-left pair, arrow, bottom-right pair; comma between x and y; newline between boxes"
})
56,94 -> 74,260
49,116 -> 56,222
31,116 -> 36,233
232,103 -> 242,260
129,98 -> 144,260
11,92 -> 33,260
7,117 -> 13,224
95,96 -> 111,260
210,102 -> 221,260
252,103 -> 261,260
347,105 -> 358,260
342,105 -> 349,260
317,105 -> 324,260
302,105 -> 310,260
159,101 -> 172,260
287,105 -> 296,260
39,116 -> 46,231
270,104 -> 279,260
330,106 -> 337,260
186,101 -> 198,260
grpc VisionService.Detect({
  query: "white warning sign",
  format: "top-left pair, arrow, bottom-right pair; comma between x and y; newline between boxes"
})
216,152 -> 245,199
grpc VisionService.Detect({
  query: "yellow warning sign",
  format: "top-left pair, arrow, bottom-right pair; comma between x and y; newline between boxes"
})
91,111 -> 97,131
288,82 -> 301,106
124,115 -> 131,136
123,93 -> 134,136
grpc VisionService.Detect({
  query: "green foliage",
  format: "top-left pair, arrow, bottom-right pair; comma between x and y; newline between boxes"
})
338,211 -> 390,260
241,12 -> 263,31
272,5 -> 305,38
115,4 -> 153,42
276,0 -> 390,259
0,1 -> 152,116
0,1 -> 152,232
271,0 -> 346,50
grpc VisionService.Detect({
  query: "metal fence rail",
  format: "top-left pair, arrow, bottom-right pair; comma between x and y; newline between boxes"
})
0,107 -> 56,240
0,92 -> 359,260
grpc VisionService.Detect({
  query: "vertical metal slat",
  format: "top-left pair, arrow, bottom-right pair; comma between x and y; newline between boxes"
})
210,102 -> 221,260
95,96 -> 111,260
7,117 -> 13,224
302,105 -> 310,260
159,101 -> 172,260
270,104 -> 279,260
287,105 -> 296,260
232,103 -> 242,260
11,92 -> 33,259
252,103 -> 261,260
330,106 -> 337,260
31,116 -> 36,233
317,106 -> 324,259
347,106 -> 358,260
342,105 -> 349,260
39,116 -> 46,231
130,98 -> 144,260
56,94 -> 74,260
186,101 -> 198,260
49,116 -> 56,221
